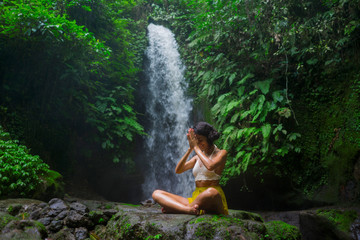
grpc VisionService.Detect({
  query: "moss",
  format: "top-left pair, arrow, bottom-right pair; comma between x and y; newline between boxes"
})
189,217 -> 207,224
0,212 -> 18,230
316,209 -> 358,233
105,204 -> 113,209
188,215 -> 265,240
120,203 -> 141,207
194,224 -> 216,239
7,204 -> 22,216
291,71 -> 360,202
33,169 -> 64,200
229,210 -> 264,222
145,234 -> 163,240
24,220 -> 47,238
99,212 -> 151,240
265,221 -> 301,240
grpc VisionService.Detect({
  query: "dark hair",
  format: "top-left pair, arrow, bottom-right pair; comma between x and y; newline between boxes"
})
193,122 -> 220,145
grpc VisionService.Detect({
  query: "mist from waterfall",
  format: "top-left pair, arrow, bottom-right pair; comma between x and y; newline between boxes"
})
141,23 -> 194,199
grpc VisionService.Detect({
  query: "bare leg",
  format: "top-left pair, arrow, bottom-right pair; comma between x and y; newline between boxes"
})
189,188 -> 225,214
152,190 -> 199,215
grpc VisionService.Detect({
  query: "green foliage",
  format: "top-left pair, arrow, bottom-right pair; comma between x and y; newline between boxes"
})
265,221 -> 301,240
0,0 -> 148,174
149,0 -> 360,199
0,125 -> 50,197
316,209 -> 358,233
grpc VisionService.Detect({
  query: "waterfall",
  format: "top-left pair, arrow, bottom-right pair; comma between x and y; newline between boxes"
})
141,23 -> 194,199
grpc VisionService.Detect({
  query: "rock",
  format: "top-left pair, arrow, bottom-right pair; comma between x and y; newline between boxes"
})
29,208 -> 42,220
141,199 -> 156,207
47,209 -> 60,217
70,202 -> 88,214
49,198 -> 68,216
51,227 -> 76,240
38,203 -> 48,209
351,217 -> 360,240
103,208 -> 118,217
265,220 -> 302,240
0,199 -> 44,213
0,212 -> 18,231
244,220 -> 267,234
0,198 -> 309,240
89,210 -> 108,225
74,227 -> 88,240
229,209 -> 264,222
1,219 -> 47,239
94,205 -> 287,240
185,215 -> 246,240
0,229 -> 42,240
39,206 -> 50,218
300,211 -> 352,240
48,219 -> 63,232
38,217 -> 52,226
55,210 -> 69,220
7,204 -> 22,216
64,210 -> 91,228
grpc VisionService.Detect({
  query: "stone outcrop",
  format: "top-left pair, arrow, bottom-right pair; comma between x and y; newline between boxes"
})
0,198 -> 303,240
0,198 -> 358,240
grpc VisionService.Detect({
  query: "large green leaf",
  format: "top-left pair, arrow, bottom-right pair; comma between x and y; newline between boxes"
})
253,79 -> 273,95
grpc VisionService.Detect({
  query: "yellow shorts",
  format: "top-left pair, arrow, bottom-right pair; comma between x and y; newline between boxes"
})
187,186 -> 229,215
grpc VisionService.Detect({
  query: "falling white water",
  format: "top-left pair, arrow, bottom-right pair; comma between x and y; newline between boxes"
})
141,23 -> 194,199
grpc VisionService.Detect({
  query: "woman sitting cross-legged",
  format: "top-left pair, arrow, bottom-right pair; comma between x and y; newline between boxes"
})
152,121 -> 229,215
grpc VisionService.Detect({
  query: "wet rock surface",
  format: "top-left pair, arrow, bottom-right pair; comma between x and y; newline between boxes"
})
0,198 -> 111,240
0,198 -> 358,239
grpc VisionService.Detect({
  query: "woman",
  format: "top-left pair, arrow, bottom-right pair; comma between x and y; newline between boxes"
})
152,122 -> 229,215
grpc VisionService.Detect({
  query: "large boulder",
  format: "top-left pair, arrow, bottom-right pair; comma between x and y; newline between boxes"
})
95,205 -> 301,240
299,209 -> 357,240
0,198 -> 304,240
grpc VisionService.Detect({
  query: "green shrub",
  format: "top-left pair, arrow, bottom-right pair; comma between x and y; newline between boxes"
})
0,125 -> 52,197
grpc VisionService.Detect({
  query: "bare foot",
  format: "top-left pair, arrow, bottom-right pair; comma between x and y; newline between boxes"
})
188,204 -> 200,215
161,207 -> 175,214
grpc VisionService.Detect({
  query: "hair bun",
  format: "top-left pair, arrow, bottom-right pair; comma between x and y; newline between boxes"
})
208,130 -> 220,142
193,121 -> 220,144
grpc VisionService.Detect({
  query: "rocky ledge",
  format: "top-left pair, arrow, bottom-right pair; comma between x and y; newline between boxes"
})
0,198 -> 359,239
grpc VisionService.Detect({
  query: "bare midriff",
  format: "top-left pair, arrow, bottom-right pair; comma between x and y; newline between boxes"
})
195,180 -> 220,188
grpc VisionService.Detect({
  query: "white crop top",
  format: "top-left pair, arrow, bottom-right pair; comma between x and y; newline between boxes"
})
192,147 -> 221,181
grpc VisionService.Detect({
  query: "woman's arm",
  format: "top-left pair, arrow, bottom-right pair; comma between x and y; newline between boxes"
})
188,129 -> 227,171
175,130 -> 197,174
193,147 -> 227,171
175,151 -> 197,174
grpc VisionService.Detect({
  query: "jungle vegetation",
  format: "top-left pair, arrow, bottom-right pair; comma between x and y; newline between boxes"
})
0,0 -> 359,204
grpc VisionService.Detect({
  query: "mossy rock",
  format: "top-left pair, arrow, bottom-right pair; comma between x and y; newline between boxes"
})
1,219 -> 47,240
316,209 -> 358,233
32,170 -> 65,201
97,208 -> 195,240
0,199 -> 44,213
300,211 -> 353,240
0,212 -> 19,231
6,204 -> 22,216
95,204 -> 274,240
186,214 -> 265,240
229,209 -> 264,222
265,220 -> 302,240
